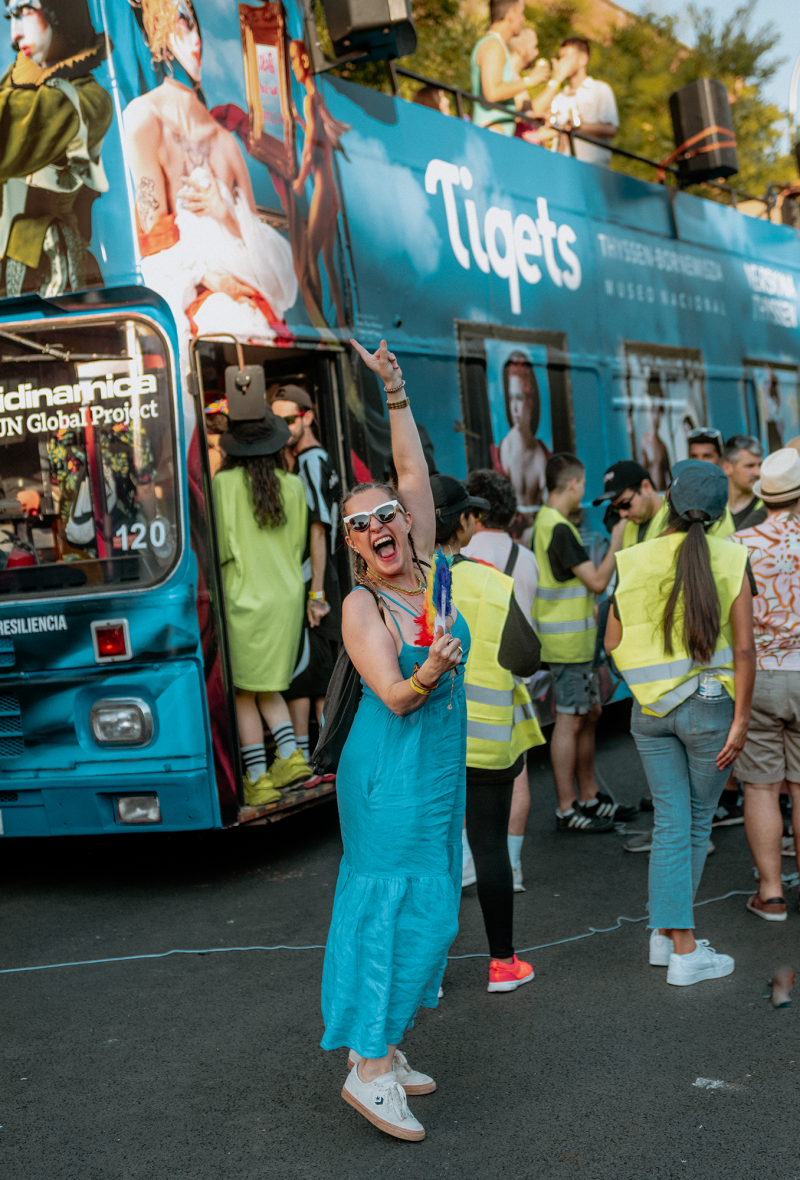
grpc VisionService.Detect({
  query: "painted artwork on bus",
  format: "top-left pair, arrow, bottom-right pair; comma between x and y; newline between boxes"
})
0,0 -> 112,298
616,343 -> 708,490
486,342 -> 552,514
744,361 -> 800,453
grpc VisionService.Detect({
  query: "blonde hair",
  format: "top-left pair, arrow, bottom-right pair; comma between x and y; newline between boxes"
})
140,0 -> 179,63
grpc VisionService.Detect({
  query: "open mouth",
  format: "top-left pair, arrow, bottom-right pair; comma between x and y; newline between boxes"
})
372,533 -> 397,562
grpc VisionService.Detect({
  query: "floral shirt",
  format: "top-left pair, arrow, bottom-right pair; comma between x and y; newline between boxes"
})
47,423 -> 156,525
734,511 -> 800,669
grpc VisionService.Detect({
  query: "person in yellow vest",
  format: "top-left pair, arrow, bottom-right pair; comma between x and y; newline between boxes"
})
605,459 -> 755,986
591,460 -> 666,550
723,434 -> 766,532
431,474 -> 543,993
532,453 -> 636,831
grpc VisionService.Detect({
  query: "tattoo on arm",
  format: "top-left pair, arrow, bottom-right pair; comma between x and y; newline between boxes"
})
136,177 -> 160,234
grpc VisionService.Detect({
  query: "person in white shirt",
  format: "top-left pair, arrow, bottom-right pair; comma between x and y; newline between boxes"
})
462,469 -> 539,891
548,37 -> 618,167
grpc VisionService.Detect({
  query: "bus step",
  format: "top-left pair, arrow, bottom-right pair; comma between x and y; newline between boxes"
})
237,777 -> 336,826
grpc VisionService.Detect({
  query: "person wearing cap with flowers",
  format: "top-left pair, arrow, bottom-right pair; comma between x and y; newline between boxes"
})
604,459 -> 755,986
732,448 -> 800,921
212,407 -> 311,805
272,384 -> 342,780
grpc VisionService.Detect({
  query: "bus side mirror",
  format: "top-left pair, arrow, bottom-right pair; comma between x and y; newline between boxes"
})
225,365 -> 267,421
321,0 -> 416,63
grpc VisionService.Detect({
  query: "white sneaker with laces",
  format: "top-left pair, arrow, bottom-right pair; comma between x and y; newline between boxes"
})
666,940 -> 734,986
649,930 -> 674,966
348,1048 -> 436,1094
341,1065 -> 425,1140
512,862 -> 525,892
462,854 -> 476,888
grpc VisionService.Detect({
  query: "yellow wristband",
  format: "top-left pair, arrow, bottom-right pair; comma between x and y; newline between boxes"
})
308,591 -> 327,601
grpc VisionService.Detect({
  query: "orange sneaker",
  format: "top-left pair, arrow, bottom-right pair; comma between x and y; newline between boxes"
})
487,954 -> 534,993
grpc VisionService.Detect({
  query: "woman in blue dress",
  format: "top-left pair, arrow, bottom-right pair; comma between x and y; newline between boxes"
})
321,339 -> 468,1142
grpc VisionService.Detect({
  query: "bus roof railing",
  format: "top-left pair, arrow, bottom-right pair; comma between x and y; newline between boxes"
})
385,61 -> 769,211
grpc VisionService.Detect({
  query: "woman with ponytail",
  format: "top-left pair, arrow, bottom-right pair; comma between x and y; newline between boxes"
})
605,459 -> 754,987
321,340 -> 466,1142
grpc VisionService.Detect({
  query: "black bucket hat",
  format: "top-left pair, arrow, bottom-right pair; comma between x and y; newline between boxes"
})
220,410 -> 290,457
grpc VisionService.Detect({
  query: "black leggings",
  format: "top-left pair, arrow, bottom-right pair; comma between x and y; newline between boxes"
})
465,779 -> 515,960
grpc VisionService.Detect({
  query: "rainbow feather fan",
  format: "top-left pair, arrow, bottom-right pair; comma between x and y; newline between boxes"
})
415,548 -> 453,646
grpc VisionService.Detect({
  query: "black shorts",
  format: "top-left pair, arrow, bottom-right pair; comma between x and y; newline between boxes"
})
284,627 -> 338,701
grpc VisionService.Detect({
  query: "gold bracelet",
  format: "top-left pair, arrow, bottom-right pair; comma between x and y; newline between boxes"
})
387,397 -> 410,410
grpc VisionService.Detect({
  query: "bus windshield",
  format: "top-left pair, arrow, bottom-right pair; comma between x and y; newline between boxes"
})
0,316 -> 179,599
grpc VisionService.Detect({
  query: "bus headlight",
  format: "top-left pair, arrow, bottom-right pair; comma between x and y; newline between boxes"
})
90,698 -> 153,746
115,795 -> 161,824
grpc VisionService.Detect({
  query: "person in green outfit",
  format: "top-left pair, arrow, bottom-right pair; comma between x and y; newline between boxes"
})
0,0 -> 112,297
470,0 -> 566,136
212,410 -> 312,805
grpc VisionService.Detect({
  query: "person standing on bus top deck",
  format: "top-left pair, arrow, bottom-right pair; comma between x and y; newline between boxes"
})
212,410 -> 312,808
531,453 -> 637,831
322,339 -> 466,1144
0,0 -> 112,298
413,85 -> 451,116
470,0 -> 558,136
732,448 -> 800,922
271,384 -> 342,778
462,469 -> 539,891
548,37 -> 618,167
605,460 -> 754,985
432,473 -> 543,993
724,435 -> 767,531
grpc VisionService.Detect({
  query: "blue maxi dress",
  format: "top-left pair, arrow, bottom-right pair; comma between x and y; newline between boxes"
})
321,592 -> 469,1058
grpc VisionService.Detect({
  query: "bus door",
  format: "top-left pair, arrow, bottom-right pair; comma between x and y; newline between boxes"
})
743,359 -> 800,453
189,339 -> 350,826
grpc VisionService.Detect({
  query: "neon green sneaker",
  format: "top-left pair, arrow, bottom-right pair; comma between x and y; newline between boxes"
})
243,771 -> 281,806
269,749 -> 312,789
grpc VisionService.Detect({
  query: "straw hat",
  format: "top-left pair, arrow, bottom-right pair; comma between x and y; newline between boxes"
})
753,447 -> 800,503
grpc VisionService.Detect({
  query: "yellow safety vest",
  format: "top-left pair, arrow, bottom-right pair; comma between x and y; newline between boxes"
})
611,532 -> 747,716
531,505 -> 596,663
452,558 -> 544,770
622,500 -> 734,548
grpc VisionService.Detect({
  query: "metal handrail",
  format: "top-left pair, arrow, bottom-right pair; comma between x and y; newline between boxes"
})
385,61 -> 765,206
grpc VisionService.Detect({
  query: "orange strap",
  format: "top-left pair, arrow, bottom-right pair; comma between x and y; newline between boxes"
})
656,124 -> 736,182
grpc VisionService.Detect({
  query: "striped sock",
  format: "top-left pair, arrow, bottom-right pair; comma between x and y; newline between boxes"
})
241,743 -> 267,780
272,723 -> 298,760
296,733 -> 310,759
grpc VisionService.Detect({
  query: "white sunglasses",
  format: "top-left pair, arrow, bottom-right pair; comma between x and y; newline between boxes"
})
343,499 -> 403,532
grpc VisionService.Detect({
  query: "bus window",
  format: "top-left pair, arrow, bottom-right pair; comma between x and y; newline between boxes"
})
743,360 -> 800,453
612,342 -> 706,489
456,324 -> 575,530
0,316 -> 179,597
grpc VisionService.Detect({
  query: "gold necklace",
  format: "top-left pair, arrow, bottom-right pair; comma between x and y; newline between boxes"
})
366,570 -> 426,595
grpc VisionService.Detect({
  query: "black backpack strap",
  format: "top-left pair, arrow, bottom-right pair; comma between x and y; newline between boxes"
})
503,542 -> 520,578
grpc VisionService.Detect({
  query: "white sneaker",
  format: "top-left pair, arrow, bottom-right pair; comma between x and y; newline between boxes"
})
348,1049 -> 436,1094
666,940 -> 734,987
438,985 -> 444,999
649,930 -> 674,966
462,854 -> 476,888
512,862 -> 525,892
341,1065 -> 425,1140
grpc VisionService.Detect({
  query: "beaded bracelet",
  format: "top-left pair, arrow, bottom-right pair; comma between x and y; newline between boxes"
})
384,378 -> 406,395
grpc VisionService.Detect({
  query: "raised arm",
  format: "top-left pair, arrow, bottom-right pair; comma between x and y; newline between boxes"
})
350,338 -> 435,558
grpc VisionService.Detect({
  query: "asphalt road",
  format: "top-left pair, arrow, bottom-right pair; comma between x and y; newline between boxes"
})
1,702 -> 798,1180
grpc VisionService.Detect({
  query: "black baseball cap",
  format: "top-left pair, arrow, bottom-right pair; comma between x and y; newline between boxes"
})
592,460 -> 651,505
430,474 -> 490,519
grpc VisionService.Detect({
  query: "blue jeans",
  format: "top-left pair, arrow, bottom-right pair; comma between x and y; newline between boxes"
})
631,691 -> 734,930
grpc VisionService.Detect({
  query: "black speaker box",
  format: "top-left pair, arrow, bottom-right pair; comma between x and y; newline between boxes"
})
323,0 -> 416,61
669,77 -> 738,183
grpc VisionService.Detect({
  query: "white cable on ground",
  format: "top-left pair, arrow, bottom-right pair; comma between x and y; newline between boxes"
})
0,884 -> 777,976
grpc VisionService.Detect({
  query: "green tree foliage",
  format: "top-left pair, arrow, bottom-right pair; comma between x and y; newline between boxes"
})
315,0 -> 795,200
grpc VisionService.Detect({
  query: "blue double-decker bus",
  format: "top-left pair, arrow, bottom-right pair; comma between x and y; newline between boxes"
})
0,0 -> 797,837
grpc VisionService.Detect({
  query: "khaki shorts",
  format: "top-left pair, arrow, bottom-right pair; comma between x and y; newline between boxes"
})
734,669 -> 800,784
